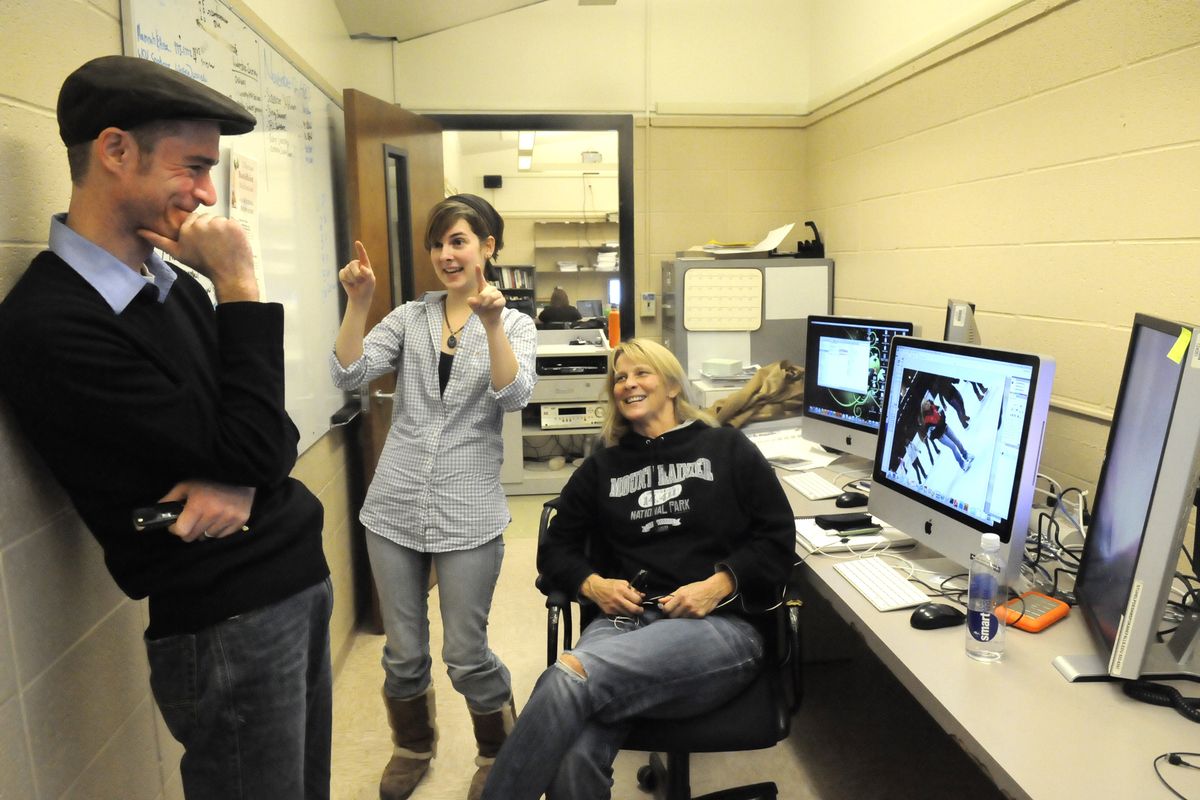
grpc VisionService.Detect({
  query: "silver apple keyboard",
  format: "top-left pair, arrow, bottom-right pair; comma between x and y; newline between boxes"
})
783,471 -> 843,500
833,557 -> 929,612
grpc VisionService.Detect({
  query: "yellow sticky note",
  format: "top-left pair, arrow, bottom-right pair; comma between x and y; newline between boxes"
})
1167,329 -> 1192,364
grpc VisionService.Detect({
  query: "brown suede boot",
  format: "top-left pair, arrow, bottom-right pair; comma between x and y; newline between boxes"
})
466,698 -> 517,800
380,687 -> 437,800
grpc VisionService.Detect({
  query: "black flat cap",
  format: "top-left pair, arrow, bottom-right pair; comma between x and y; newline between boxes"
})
57,55 -> 256,145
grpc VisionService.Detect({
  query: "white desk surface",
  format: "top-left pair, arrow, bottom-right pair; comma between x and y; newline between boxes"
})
779,456 -> 1200,800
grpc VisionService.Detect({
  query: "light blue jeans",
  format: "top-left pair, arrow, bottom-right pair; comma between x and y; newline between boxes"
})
482,608 -> 764,800
366,532 -> 511,712
145,578 -> 333,799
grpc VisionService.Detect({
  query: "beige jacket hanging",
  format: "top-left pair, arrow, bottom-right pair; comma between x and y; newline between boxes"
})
710,361 -> 805,428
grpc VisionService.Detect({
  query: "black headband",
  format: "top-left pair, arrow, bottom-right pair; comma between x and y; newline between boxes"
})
447,193 -> 504,257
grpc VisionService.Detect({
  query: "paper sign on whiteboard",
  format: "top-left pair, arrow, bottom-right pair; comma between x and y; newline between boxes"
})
229,150 -> 267,298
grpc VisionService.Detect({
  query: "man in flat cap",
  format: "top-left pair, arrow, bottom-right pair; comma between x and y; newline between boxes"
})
0,56 -> 332,798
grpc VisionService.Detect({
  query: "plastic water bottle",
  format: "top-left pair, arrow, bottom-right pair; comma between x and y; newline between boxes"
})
966,533 -> 1006,662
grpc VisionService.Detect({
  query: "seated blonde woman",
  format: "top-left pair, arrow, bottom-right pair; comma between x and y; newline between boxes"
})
483,339 -> 794,800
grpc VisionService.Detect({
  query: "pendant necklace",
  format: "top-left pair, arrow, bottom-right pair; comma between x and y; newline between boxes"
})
443,302 -> 467,349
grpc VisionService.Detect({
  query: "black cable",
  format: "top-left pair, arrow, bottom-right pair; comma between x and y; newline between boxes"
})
1052,567 -> 1077,604
1025,560 -> 1053,587
1122,679 -> 1200,724
1154,751 -> 1200,800
1043,487 -> 1086,566
1004,590 -> 1026,627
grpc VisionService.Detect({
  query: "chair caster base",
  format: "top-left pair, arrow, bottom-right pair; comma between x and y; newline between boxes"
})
637,751 -> 777,800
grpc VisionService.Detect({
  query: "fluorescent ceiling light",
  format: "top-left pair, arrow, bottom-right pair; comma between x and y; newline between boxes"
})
517,131 -> 535,151
518,154 -> 533,171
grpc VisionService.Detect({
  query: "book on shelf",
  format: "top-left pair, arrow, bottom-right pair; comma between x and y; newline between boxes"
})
496,266 -> 533,289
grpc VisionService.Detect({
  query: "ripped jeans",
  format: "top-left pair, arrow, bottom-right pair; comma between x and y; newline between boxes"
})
481,608 -> 763,800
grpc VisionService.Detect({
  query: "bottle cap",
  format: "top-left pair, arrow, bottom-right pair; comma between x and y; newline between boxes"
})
980,533 -> 1001,550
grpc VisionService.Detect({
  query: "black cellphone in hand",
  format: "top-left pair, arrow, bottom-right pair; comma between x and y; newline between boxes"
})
132,501 -> 185,532
630,569 -> 649,592
813,512 -> 873,531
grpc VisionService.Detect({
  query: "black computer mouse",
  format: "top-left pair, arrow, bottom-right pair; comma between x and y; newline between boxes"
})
910,602 -> 967,630
835,491 -> 869,508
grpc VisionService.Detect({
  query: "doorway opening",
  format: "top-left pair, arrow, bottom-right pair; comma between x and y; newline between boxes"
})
428,114 -> 634,340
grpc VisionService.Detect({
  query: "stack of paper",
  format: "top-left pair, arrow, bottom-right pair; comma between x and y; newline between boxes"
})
594,251 -> 618,272
695,223 -> 795,258
556,260 -> 578,272
699,365 -> 760,383
745,427 -> 838,471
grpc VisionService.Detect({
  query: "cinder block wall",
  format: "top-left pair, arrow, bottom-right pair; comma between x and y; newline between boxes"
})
0,1 -> 363,798
803,0 -> 1200,493
638,122 -> 809,342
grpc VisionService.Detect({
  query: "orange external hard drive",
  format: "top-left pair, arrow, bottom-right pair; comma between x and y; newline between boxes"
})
1003,591 -> 1069,632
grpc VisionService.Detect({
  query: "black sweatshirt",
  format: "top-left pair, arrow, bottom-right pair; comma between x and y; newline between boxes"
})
538,420 -> 795,614
0,252 -> 327,638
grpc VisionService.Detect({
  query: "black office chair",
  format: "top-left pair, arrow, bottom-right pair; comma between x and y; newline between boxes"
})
536,500 -> 803,800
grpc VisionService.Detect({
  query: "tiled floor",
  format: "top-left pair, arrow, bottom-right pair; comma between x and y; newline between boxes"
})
330,494 -> 1001,800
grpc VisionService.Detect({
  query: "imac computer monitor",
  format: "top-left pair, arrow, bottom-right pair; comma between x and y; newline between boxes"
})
945,299 -> 981,344
802,315 -> 914,459
1055,314 -> 1200,682
576,299 -> 604,318
870,336 -> 1055,582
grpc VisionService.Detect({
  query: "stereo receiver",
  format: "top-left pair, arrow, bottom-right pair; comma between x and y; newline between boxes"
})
541,402 -> 607,430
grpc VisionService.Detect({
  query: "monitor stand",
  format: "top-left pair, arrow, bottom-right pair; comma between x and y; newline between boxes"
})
1052,654 -> 1113,683
826,452 -> 873,484
905,557 -> 967,591
1054,610 -> 1200,682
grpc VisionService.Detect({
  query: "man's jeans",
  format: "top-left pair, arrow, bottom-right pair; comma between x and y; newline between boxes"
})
483,608 -> 763,800
145,578 -> 333,799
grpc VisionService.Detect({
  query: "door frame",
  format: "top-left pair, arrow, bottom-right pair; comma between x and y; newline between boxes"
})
382,144 -> 417,304
427,113 -> 635,340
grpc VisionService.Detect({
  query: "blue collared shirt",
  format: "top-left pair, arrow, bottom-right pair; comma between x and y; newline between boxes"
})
48,213 -> 178,312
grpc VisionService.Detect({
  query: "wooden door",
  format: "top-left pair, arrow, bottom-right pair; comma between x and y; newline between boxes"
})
343,90 -> 444,626
344,88 -> 443,491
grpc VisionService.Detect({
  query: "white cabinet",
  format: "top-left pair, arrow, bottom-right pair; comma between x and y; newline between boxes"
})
503,332 -> 610,496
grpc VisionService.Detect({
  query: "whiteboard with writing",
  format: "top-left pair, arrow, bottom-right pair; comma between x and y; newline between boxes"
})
122,0 -> 347,454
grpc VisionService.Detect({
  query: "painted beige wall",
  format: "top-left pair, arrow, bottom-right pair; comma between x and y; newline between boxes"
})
0,0 -> 380,796
639,120 -> 809,342
391,0 -> 809,114
804,0 -> 1200,495
808,0 -> 1022,108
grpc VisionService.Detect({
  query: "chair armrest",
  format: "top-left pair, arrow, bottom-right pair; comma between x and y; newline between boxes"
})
542,584 -> 574,667
783,599 -> 803,713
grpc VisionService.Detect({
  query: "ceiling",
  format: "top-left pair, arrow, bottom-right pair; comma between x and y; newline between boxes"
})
334,0 -> 554,42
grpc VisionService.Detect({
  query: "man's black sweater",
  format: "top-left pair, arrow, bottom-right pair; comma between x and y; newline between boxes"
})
0,252 -> 327,638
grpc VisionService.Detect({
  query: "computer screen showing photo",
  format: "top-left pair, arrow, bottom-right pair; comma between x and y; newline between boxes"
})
870,337 -> 1055,581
